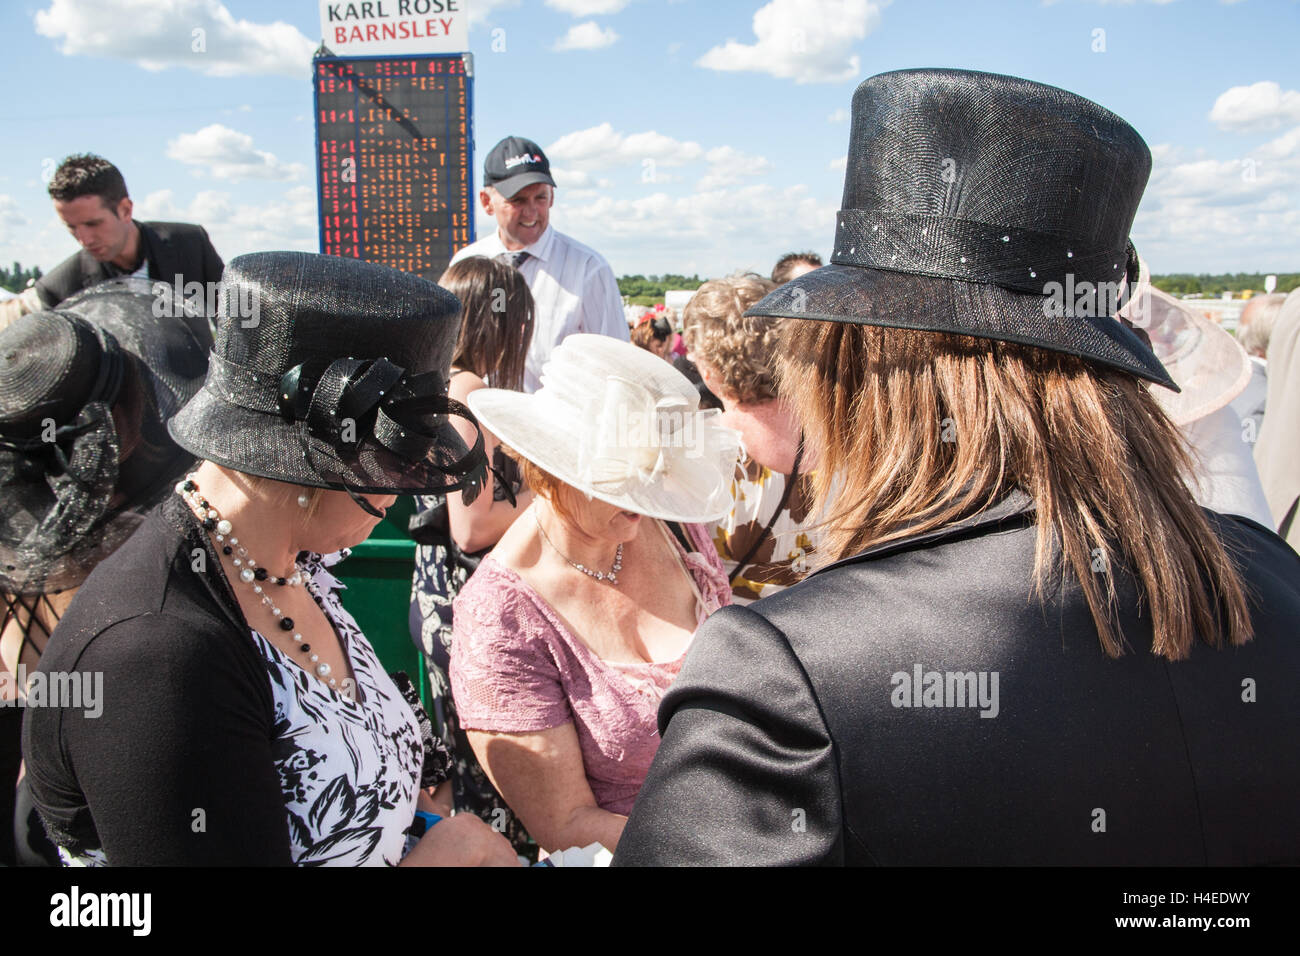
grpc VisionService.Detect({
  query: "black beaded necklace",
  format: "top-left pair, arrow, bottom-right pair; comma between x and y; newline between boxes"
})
177,475 -> 338,688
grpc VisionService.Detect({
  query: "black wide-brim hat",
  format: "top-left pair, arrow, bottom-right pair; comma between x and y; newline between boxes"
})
0,277 -> 208,593
747,68 -> 1177,390
168,251 -> 488,498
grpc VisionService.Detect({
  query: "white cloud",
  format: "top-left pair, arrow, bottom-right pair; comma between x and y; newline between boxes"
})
1132,124 -> 1300,270
827,108 -> 849,123
34,0 -> 315,78
552,182 -> 836,276
135,186 -> 317,256
829,156 -> 848,170
547,123 -> 704,171
469,0 -> 522,26
697,0 -> 887,85
551,167 -> 594,188
1209,81 -> 1300,132
166,125 -> 306,182
0,195 -> 29,245
697,146 -> 771,190
545,0 -> 630,14
553,21 -> 619,51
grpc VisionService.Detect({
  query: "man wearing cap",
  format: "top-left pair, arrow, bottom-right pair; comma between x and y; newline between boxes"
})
451,136 -> 628,393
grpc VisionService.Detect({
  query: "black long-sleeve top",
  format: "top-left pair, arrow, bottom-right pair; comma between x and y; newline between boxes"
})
23,495 -> 295,865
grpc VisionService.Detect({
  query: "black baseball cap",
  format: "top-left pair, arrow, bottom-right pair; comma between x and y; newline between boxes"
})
483,136 -> 556,199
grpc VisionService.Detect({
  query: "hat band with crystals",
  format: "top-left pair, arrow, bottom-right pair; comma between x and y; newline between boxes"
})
831,210 -> 1136,295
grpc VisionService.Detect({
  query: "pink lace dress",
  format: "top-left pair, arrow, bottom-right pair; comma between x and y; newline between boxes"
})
450,521 -> 730,815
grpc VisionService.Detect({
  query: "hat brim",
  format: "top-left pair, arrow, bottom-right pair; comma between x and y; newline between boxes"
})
488,170 -> 557,199
0,279 -> 208,592
746,263 -> 1177,390
1143,289 -> 1251,426
167,385 -> 475,496
468,388 -> 734,524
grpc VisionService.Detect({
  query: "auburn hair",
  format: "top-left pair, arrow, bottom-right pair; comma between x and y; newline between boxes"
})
630,315 -> 671,354
779,321 -> 1253,661
439,256 -> 535,393
503,448 -> 582,525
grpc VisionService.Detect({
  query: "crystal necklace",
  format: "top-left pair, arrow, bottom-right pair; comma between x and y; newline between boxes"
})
176,475 -> 338,688
533,510 -> 623,585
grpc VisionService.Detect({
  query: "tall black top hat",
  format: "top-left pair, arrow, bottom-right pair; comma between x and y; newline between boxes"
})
167,252 -> 489,500
0,277 -> 208,594
747,68 -> 1176,389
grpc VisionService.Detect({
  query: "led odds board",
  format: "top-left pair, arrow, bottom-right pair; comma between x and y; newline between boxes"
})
313,51 -> 474,282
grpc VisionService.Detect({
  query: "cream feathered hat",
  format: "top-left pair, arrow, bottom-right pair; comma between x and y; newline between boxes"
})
467,334 -> 743,523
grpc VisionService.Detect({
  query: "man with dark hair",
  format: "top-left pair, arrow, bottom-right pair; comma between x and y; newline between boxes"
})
770,251 -> 822,285
33,154 -> 224,314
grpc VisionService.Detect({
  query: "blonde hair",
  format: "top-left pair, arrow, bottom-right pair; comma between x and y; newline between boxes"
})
681,273 -> 780,404
779,321 -> 1253,662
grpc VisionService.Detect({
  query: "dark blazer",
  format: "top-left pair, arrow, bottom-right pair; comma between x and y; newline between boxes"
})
35,220 -> 223,311
614,491 -> 1300,865
21,495 -> 294,865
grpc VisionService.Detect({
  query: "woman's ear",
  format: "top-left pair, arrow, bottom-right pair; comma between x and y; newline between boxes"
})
694,359 -> 729,404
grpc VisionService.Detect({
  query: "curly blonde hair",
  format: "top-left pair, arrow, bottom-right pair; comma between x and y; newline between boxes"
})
681,273 -> 779,404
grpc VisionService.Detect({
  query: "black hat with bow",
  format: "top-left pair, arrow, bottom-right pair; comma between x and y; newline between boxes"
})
1,277 -> 208,594
747,68 -> 1176,389
166,252 -> 489,510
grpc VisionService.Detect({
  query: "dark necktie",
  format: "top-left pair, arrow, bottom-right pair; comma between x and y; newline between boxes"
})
496,250 -> 531,270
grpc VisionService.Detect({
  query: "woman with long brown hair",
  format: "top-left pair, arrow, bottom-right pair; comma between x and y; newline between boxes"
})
408,254 -> 537,856
615,69 -> 1300,866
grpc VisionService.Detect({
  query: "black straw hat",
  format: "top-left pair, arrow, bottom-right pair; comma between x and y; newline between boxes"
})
166,252 -> 489,500
747,68 -> 1176,389
0,277 -> 208,593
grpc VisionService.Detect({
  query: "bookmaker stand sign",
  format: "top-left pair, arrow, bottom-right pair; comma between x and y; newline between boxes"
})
319,1 -> 468,55
312,49 -> 474,282
311,14 -> 474,711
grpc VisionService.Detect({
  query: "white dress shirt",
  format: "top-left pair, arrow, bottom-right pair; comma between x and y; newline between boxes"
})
451,225 -> 629,392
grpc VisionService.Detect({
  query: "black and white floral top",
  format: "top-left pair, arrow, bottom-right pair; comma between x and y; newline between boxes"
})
247,556 -> 425,866
51,551 -> 434,867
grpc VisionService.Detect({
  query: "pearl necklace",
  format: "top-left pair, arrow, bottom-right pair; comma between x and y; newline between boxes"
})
176,476 -> 338,688
533,511 -> 623,585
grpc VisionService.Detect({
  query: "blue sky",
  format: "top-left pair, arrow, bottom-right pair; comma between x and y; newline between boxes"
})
1,0 -> 1297,281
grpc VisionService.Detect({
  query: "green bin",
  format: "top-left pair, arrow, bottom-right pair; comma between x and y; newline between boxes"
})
332,496 -> 430,710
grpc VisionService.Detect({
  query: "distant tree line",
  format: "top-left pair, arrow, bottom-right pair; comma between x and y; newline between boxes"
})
0,262 -> 42,293
1151,273 -> 1299,297
618,274 -> 704,299
619,271 -> 1296,302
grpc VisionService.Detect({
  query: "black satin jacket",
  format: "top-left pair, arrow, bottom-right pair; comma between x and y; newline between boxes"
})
614,491 -> 1300,865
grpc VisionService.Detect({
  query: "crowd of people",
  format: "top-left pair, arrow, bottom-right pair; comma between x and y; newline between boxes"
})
2,67 -> 1298,867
